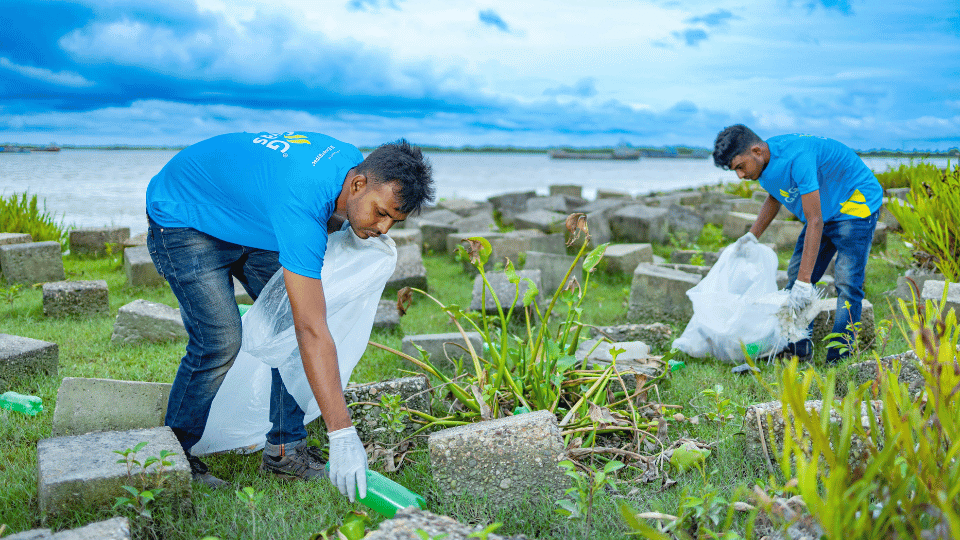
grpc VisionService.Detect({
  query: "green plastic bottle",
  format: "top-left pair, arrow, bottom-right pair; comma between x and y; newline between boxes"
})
0,391 -> 43,416
327,465 -> 425,518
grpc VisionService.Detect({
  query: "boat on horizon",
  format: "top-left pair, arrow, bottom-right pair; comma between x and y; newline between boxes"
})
0,146 -> 31,153
549,148 -> 641,160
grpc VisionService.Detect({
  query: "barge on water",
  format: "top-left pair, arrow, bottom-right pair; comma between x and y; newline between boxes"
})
549,148 -> 641,160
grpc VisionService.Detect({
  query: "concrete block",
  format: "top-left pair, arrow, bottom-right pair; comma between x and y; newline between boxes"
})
609,205 -> 670,244
699,201 -> 735,227
487,191 -> 537,221
68,226 -> 130,257
591,323 -> 673,351
6,517 -> 130,540
422,222 -> 459,254
549,184 -> 583,198
654,262 -> 712,278
670,250 -> 719,265
525,194 -> 585,213
401,332 -> 484,363
513,209 -> 567,234
890,270 -> 945,303
403,208 -> 461,229
344,375 -> 431,444
51,377 -> 172,437
0,333 -> 59,385
765,219 -> 805,250
529,233 -> 567,255
752,190 -> 768,203
429,410 -> 568,506
387,244 -> 428,291
879,198 -> 903,231
575,340 -> 659,390
373,299 -> 400,330
811,297 -> 875,349
452,212 -> 497,233
364,508 -> 523,540
42,280 -> 109,318
596,189 -> 632,199
885,187 -> 911,201
436,198 -> 493,218
920,280 -> 960,318
0,241 -> 64,285
743,400 -> 882,472
387,228 -> 423,250
110,299 -> 186,345
0,232 -> 32,245
122,232 -> 147,249
123,245 -> 162,287
523,251 -> 581,294
665,204 -> 705,241
848,350 -> 924,396
872,221 -> 888,247
470,270 -> 542,314
722,211 -> 756,239
37,427 -> 191,521
730,197 -> 762,214
603,243 -> 652,274
627,263 -> 701,322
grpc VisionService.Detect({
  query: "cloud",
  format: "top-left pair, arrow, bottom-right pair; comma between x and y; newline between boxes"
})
686,9 -> 736,27
346,0 -> 400,12
673,28 -> 709,46
802,0 -> 853,14
544,78 -> 598,98
478,9 -> 510,32
0,57 -> 94,88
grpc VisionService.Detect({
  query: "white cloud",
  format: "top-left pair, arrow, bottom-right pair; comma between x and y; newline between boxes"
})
0,57 -> 94,88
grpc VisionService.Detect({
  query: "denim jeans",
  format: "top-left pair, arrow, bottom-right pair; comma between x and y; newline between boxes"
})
147,216 -> 307,451
785,211 -> 878,360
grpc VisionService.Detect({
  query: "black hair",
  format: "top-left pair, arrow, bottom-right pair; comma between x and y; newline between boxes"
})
713,124 -> 763,169
356,139 -> 434,215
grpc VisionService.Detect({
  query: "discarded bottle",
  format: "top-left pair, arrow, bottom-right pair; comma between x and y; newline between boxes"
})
0,391 -> 43,416
326,465 -> 426,518
667,359 -> 686,372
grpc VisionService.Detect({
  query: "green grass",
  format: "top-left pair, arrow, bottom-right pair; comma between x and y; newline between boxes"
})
0,233 -> 913,539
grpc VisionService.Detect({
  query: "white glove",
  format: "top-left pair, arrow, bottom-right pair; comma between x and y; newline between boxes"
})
733,232 -> 758,255
328,426 -> 367,502
788,281 -> 816,313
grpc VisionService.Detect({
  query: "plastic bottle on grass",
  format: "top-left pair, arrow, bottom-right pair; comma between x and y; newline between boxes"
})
667,359 -> 686,372
0,391 -> 43,416
326,465 -> 426,518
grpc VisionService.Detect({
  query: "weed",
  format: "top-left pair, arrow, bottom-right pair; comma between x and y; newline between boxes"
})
556,459 -> 624,538
235,487 -> 264,538
0,192 -> 68,247
0,283 -> 23,304
112,442 -> 175,522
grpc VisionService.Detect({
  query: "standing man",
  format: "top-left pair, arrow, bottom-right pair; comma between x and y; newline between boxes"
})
712,125 -> 881,364
146,131 -> 433,501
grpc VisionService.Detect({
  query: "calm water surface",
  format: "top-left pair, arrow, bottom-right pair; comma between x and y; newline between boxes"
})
0,150 -> 951,236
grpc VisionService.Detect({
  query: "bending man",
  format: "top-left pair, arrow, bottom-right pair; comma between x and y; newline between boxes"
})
713,124 -> 881,364
146,131 -> 433,499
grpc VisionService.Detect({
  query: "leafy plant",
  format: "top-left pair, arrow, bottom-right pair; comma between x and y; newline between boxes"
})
698,384 -> 734,424
0,283 -> 23,304
371,214 -> 670,454
236,487 -> 264,539
379,393 -> 410,443
885,162 -> 960,281
310,511 -> 373,540
113,442 -> 175,522
724,180 -> 760,199
872,161 -> 942,191
556,459 -> 624,538
763,293 -> 960,539
0,192 -> 67,246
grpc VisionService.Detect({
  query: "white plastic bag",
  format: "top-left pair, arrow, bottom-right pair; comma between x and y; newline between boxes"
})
672,241 -> 790,363
191,228 -> 397,455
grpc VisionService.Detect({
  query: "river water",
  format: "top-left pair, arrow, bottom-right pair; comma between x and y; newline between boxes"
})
0,150 -> 951,236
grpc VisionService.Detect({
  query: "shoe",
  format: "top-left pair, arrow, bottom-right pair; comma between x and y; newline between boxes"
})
778,339 -> 813,363
186,453 -> 230,490
260,439 -> 326,481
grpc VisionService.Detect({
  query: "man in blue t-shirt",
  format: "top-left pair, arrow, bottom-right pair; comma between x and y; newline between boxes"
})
146,132 -> 434,500
713,124 -> 881,364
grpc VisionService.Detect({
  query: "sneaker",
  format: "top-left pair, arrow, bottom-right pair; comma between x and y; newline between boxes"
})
186,453 -> 230,490
260,439 -> 326,481
778,339 -> 813,363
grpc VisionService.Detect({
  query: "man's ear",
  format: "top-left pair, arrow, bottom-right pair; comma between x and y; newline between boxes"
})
751,144 -> 764,157
351,174 -> 368,193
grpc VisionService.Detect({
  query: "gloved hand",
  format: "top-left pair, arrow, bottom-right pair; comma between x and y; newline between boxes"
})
328,426 -> 367,502
734,232 -> 758,254
787,281 -> 816,313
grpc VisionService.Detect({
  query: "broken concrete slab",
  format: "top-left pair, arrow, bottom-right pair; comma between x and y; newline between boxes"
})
51,377 -> 172,436
42,280 -> 109,318
513,209 -> 567,234
364,508 -> 529,540
429,410 -> 568,507
387,228 -> 423,250
436,198 -> 493,218
654,262 -> 712,278
722,211 -> 757,239
810,297 -> 875,350
487,191 -> 536,224
401,332 -> 484,364
110,299 -> 186,345
609,204 -> 670,244
5,516 -> 130,540
549,184 -> 583,198
421,222 -> 459,254
848,350 -> 924,397
37,426 -> 191,522
404,208 -> 461,229
0,232 -> 33,245
627,263 -> 701,323
523,251 -> 581,294
123,245 -> 163,287
451,212 -> 497,233
373,299 -> 400,330
0,333 -> 59,385
0,241 -> 65,285
344,375 -> 431,444
670,250 -> 719,266
68,227 -> 130,257
920,280 -> 960,318
470,269 -> 542,314
602,243 -> 653,274
387,245 -> 428,291
590,323 -> 673,351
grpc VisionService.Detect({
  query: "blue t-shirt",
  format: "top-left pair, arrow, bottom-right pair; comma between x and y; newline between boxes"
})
146,131 -> 363,279
759,134 -> 882,223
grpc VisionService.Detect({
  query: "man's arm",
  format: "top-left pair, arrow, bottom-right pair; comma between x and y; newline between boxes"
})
282,268 -> 352,431
795,190 -> 823,284
749,194 -> 782,239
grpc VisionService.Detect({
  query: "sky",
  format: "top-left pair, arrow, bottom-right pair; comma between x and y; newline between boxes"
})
1,0 -> 958,150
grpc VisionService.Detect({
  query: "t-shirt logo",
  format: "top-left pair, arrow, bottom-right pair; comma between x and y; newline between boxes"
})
252,132 -> 312,157
840,189 -> 872,218
780,187 -> 798,203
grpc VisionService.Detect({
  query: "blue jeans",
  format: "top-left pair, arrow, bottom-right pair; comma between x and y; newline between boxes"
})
785,211 -> 878,360
147,216 -> 307,451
